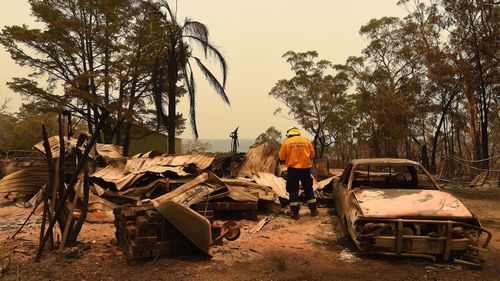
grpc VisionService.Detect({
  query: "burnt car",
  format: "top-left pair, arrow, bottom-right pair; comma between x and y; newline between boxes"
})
333,158 -> 491,265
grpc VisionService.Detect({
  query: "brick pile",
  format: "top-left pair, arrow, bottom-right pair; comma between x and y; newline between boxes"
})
114,204 -> 218,260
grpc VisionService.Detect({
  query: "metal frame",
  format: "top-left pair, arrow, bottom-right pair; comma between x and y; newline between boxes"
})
355,218 -> 492,265
347,162 -> 440,191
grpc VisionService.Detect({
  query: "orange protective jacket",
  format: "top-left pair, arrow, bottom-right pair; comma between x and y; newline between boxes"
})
279,136 -> 315,168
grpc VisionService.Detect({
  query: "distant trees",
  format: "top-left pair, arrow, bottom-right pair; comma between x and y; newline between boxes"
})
269,51 -> 349,158
0,0 -> 158,154
345,16 -> 421,158
0,0 -> 229,156
440,0 -> 499,169
0,101 -> 87,152
254,126 -> 282,150
270,0 -> 499,170
398,0 -> 499,170
0,99 -> 17,153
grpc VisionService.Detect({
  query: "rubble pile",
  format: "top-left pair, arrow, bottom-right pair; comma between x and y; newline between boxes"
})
0,136 -> 339,261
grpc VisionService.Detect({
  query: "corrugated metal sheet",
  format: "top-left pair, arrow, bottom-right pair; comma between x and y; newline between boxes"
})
75,179 -> 119,212
168,154 -> 214,171
226,186 -> 259,202
0,165 -> 48,193
90,154 -> 213,193
316,176 -> 337,190
128,154 -> 214,171
95,144 -> 123,159
33,136 -> 76,158
222,178 -> 277,202
237,144 -> 278,177
91,165 -> 143,191
153,172 -> 229,207
252,172 -> 288,199
33,136 -> 123,159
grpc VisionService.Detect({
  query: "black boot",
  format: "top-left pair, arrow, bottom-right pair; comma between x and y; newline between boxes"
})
310,207 -> 319,217
308,202 -> 319,217
290,205 -> 300,220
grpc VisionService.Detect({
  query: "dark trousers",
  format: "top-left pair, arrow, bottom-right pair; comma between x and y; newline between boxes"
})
286,167 -> 316,214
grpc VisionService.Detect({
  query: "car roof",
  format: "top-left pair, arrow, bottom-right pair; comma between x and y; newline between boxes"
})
350,158 -> 421,166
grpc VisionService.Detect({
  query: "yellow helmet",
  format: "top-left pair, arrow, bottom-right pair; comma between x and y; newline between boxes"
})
286,127 -> 301,137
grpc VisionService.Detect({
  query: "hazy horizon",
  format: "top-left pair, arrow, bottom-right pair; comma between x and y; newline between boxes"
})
0,0 -> 407,139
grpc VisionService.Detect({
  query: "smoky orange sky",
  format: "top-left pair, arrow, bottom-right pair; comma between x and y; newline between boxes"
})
0,0 -> 407,139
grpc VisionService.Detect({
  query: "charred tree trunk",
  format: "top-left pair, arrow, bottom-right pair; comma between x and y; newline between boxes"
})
464,82 -> 481,164
166,50 -> 178,155
123,122 -> 133,157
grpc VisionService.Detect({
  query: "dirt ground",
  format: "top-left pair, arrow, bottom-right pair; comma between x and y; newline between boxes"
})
0,186 -> 499,281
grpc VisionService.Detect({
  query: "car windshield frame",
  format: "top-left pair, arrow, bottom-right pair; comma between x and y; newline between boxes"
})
347,162 -> 438,191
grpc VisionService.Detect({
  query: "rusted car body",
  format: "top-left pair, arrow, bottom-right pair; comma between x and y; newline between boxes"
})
333,158 -> 491,265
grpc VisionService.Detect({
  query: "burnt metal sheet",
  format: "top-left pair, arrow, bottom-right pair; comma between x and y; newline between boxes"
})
117,178 -> 169,201
168,154 -> 214,171
0,165 -> 48,193
252,172 -> 289,199
33,136 -> 123,159
75,180 -> 119,214
33,136 -> 77,158
153,172 -> 230,207
222,178 -> 277,202
94,144 -> 123,159
155,200 -> 212,255
91,158 -> 190,191
353,189 -> 473,218
91,165 -> 144,191
1,157 -> 46,178
316,176 -> 337,190
140,165 -> 188,176
329,168 -> 344,177
126,154 -> 214,173
225,186 -> 260,202
237,144 -> 278,177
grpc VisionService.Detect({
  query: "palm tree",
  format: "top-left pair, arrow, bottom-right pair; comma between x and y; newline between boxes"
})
148,0 -> 229,154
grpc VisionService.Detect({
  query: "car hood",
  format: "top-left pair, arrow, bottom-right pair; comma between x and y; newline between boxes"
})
352,189 -> 473,219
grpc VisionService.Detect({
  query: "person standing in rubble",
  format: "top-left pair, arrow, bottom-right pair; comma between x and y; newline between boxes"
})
279,127 -> 318,219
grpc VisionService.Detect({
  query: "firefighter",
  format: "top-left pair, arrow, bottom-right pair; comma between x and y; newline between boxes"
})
279,126 -> 318,219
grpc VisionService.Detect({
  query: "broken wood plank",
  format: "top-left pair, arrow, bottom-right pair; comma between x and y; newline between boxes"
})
250,217 -> 270,234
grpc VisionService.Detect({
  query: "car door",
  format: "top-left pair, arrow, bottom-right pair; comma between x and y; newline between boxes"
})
334,164 -> 352,222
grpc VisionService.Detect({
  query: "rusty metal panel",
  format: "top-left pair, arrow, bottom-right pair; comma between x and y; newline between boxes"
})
0,165 -> 48,193
95,144 -> 123,159
33,136 -> 76,158
91,157 -> 193,191
252,172 -> 288,199
168,154 -> 215,171
316,176 -> 337,190
225,186 -> 259,202
75,180 -> 119,212
222,178 -> 277,202
237,144 -> 279,177
153,172 -> 230,207
125,154 -> 214,173
33,136 -> 123,159
91,165 -> 144,191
